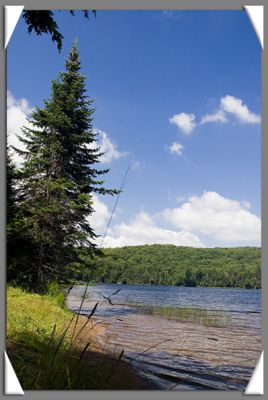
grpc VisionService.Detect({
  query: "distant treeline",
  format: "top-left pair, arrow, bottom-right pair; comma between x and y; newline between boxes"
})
77,245 -> 261,289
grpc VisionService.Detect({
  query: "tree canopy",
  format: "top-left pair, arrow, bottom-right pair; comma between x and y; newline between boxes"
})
78,244 -> 261,289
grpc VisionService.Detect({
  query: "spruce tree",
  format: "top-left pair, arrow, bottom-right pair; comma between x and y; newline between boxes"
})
7,148 -> 17,224
7,148 -> 36,286
7,147 -> 19,282
15,43 -> 116,289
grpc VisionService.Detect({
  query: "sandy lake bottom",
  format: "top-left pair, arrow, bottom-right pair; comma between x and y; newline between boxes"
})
66,284 -> 261,390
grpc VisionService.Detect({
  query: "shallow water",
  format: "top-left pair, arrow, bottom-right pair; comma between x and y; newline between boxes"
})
66,284 -> 261,390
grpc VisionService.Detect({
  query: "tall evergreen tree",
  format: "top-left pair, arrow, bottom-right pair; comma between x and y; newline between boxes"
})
7,147 -> 19,282
14,43 -> 117,289
7,148 -> 17,225
7,147 -> 36,286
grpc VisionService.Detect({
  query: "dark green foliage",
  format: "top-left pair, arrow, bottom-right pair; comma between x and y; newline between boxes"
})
9,44 -> 116,290
7,148 -> 20,281
7,148 -> 17,224
22,11 -> 63,51
6,148 -> 33,287
80,244 -> 261,289
22,10 -> 96,51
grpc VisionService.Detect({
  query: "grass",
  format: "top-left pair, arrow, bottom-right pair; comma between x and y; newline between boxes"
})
7,285 -> 72,389
127,303 -> 229,328
7,285 -> 70,346
7,285 -> 155,390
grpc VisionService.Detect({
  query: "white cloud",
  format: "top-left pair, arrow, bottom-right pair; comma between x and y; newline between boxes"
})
169,112 -> 196,134
88,194 -> 111,234
88,192 -> 260,248
88,196 -> 204,248
161,191 -> 261,245
220,95 -> 261,124
7,91 -> 33,164
200,109 -> 228,125
168,142 -> 183,156
93,129 -> 128,163
7,93 -> 127,166
171,95 -> 260,133
100,211 -> 203,248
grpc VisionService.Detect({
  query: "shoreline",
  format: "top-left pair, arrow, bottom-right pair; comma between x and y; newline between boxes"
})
7,286 -> 159,390
68,312 -> 160,390
67,306 -> 261,390
65,284 -> 261,390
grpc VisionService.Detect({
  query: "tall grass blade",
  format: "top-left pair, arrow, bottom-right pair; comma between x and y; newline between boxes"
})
79,341 -> 91,361
71,302 -> 99,346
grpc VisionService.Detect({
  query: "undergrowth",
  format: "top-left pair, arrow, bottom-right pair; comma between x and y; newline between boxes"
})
7,284 -> 151,390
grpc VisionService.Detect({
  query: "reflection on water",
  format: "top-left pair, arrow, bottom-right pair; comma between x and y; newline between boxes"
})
66,284 -> 261,390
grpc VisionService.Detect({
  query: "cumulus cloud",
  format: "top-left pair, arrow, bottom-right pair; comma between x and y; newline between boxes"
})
100,211 -> 203,248
7,91 -> 33,164
93,129 -> 128,163
200,95 -> 260,127
88,196 -> 203,248
168,142 -> 183,156
88,194 -> 111,234
169,112 -> 196,134
7,92 -> 127,166
200,109 -> 228,125
88,192 -> 260,248
220,95 -> 261,124
170,95 -> 260,133
161,191 -> 261,245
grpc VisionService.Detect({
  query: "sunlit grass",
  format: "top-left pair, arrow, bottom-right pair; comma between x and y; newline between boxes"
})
7,285 -> 71,346
6,285 -> 153,390
7,285 -> 73,388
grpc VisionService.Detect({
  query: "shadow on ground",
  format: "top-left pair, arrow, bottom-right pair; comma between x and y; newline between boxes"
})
7,331 -> 157,390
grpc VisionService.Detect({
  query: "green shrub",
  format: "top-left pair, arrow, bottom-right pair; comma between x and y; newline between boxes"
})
46,281 -> 65,308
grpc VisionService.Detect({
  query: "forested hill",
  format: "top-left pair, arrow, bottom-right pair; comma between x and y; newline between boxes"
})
83,245 -> 261,289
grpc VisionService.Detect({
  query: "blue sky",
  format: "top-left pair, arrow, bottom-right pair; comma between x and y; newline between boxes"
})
7,10 -> 261,248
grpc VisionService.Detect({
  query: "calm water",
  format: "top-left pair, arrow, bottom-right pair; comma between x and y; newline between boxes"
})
66,284 -> 261,390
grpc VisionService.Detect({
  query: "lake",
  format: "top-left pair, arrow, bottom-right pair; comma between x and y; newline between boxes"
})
66,284 -> 261,390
